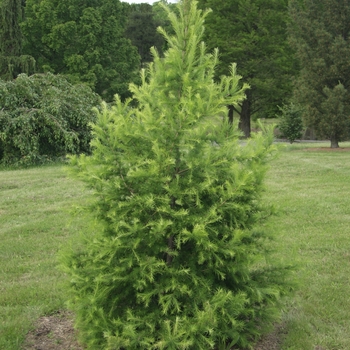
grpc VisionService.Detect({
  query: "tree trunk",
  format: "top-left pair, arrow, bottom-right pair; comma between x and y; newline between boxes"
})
228,105 -> 234,124
239,98 -> 251,138
330,136 -> 339,148
166,196 -> 176,265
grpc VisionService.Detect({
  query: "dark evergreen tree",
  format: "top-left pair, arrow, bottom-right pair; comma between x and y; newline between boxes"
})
0,0 -> 35,80
277,103 -> 304,143
61,1 -> 293,349
289,0 -> 350,148
21,0 -> 140,101
125,3 -> 165,66
197,0 -> 298,138
152,1 -> 178,34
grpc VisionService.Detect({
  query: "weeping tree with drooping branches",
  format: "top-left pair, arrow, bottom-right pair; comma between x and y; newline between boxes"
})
0,73 -> 101,165
61,1 -> 294,349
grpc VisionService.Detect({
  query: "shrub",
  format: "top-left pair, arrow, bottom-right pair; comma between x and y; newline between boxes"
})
277,103 -> 304,143
0,73 -> 101,165
61,1 -> 294,349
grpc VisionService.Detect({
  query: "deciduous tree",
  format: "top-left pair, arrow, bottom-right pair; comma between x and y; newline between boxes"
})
21,0 -> 140,101
289,0 -> 350,148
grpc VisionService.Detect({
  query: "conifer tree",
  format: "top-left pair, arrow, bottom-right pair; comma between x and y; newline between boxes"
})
289,0 -> 350,148
0,0 -> 35,80
197,0 -> 297,138
125,3 -> 165,66
62,1 -> 293,348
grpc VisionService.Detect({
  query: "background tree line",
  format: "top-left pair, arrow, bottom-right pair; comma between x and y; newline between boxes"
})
1,0 -> 349,165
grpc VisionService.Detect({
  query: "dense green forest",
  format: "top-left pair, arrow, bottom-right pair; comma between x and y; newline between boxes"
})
1,0 -> 350,165
289,0 -> 350,148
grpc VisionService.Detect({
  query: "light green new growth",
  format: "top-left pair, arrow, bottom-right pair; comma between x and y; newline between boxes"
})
62,0 -> 293,349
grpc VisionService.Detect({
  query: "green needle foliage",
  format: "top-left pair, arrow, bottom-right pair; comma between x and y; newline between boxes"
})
61,1 -> 293,349
277,103 -> 304,143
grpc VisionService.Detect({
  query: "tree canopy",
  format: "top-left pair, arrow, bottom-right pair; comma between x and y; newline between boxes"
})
0,0 -> 35,80
21,0 -> 140,101
125,3 -> 165,66
0,73 -> 100,165
289,0 -> 350,147
197,0 -> 297,137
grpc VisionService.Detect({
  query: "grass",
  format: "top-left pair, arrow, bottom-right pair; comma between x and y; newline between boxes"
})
1,142 -> 350,349
0,164 -> 90,349
264,141 -> 350,349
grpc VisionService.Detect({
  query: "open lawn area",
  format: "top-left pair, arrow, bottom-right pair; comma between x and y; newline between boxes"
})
1,142 -> 350,349
0,163 -> 90,349
264,142 -> 350,349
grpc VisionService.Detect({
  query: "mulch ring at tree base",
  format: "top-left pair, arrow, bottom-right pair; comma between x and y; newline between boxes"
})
303,147 -> 350,152
23,310 -> 83,350
23,310 -> 286,350
251,323 -> 287,350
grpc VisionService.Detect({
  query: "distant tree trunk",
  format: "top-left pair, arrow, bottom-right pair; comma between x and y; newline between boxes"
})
330,135 -> 339,148
239,98 -> 251,138
227,100 -> 251,138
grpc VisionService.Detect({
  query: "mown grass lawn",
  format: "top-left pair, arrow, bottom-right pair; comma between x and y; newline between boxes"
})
0,164 -> 90,349
1,142 -> 350,349
264,142 -> 350,349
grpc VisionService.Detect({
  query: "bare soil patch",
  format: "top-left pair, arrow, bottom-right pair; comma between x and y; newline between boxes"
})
23,311 -> 285,350
252,323 -> 287,350
23,310 -> 83,350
